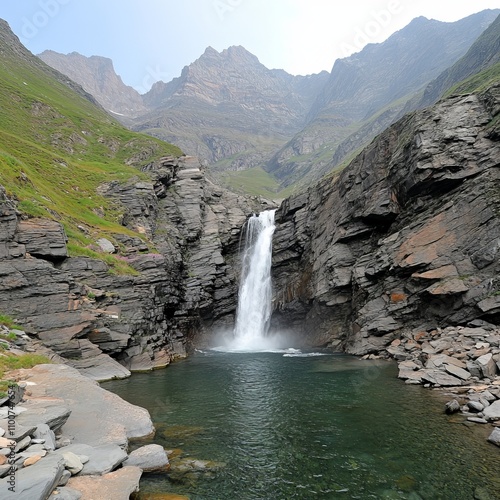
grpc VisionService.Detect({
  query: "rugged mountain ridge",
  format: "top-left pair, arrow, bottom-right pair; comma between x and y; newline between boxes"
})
268,10 -> 500,187
38,50 -> 147,120
420,12 -> 500,107
134,45 -> 329,169
37,11 -> 499,194
271,83 -> 500,353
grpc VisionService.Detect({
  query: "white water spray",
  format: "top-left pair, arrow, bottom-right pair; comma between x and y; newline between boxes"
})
231,210 -> 276,350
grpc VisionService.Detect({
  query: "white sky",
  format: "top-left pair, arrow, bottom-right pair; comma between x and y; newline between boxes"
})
0,0 -> 499,92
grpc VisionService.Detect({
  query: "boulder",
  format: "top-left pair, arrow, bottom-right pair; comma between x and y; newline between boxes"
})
123,444 -> 169,472
67,465 -> 141,499
33,423 -> 56,451
55,443 -> 127,475
477,353 -> 497,379
420,370 -> 463,387
444,363 -> 471,381
483,400 -> 500,421
13,364 -> 153,448
96,238 -> 115,254
445,399 -> 460,414
467,401 -> 485,413
487,427 -> 500,447
62,451 -> 84,475
0,453 -> 65,499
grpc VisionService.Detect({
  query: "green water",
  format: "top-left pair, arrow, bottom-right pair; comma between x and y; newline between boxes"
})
103,351 -> 500,499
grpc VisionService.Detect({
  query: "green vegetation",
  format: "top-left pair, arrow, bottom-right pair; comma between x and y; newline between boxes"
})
0,35 -> 182,271
0,313 -> 21,330
0,353 -> 51,397
444,62 -> 500,97
217,167 -> 297,199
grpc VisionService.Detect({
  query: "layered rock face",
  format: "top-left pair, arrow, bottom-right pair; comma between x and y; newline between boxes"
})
272,85 -> 500,354
0,157 -> 262,379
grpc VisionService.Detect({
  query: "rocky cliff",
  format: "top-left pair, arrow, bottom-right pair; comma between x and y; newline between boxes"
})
271,84 -> 500,354
0,156 -> 265,380
38,51 -> 147,120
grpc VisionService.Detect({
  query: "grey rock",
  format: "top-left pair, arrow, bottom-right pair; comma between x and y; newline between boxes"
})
33,423 -> 56,451
62,451 -> 84,475
17,364 -> 153,448
96,238 -> 115,254
467,401 -> 485,412
487,427 -> 500,447
58,470 -> 72,487
16,401 -> 71,432
483,400 -> 500,421
466,360 -> 482,379
123,444 -> 169,472
15,218 -> 68,260
477,353 -> 497,379
420,370 -> 463,387
55,443 -> 127,475
444,363 -> 471,381
0,453 -> 65,500
444,399 -> 460,414
467,417 -> 488,424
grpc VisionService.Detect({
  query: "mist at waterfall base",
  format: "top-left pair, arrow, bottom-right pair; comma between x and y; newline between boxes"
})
213,210 -> 294,353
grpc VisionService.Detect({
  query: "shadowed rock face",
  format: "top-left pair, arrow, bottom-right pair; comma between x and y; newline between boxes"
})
271,85 -> 500,353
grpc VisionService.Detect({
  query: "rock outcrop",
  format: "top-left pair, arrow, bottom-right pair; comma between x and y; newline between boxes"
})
0,157 -> 265,378
271,84 -> 500,354
0,363 -> 158,499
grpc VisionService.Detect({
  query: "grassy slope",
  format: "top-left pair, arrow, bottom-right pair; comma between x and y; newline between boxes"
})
0,31 -> 182,270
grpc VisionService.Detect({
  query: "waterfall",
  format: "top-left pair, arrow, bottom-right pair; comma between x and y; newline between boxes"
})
232,210 -> 276,350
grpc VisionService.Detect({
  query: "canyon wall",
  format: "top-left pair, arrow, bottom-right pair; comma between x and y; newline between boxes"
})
0,156 -> 265,379
271,85 -> 500,353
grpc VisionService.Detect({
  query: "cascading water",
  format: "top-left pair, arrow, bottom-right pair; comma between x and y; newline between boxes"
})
231,210 -> 276,350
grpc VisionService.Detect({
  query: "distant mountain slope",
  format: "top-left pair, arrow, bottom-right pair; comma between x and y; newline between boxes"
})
267,9 -> 500,187
133,45 -> 329,170
420,13 -> 500,107
0,19 -> 181,258
38,50 -> 147,121
36,10 -> 500,196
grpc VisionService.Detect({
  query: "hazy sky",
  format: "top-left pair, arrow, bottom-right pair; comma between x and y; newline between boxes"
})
1,1 -> 499,93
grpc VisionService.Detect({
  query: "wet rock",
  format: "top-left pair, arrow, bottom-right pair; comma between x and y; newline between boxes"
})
444,399 -> 460,414
123,444 -> 169,472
